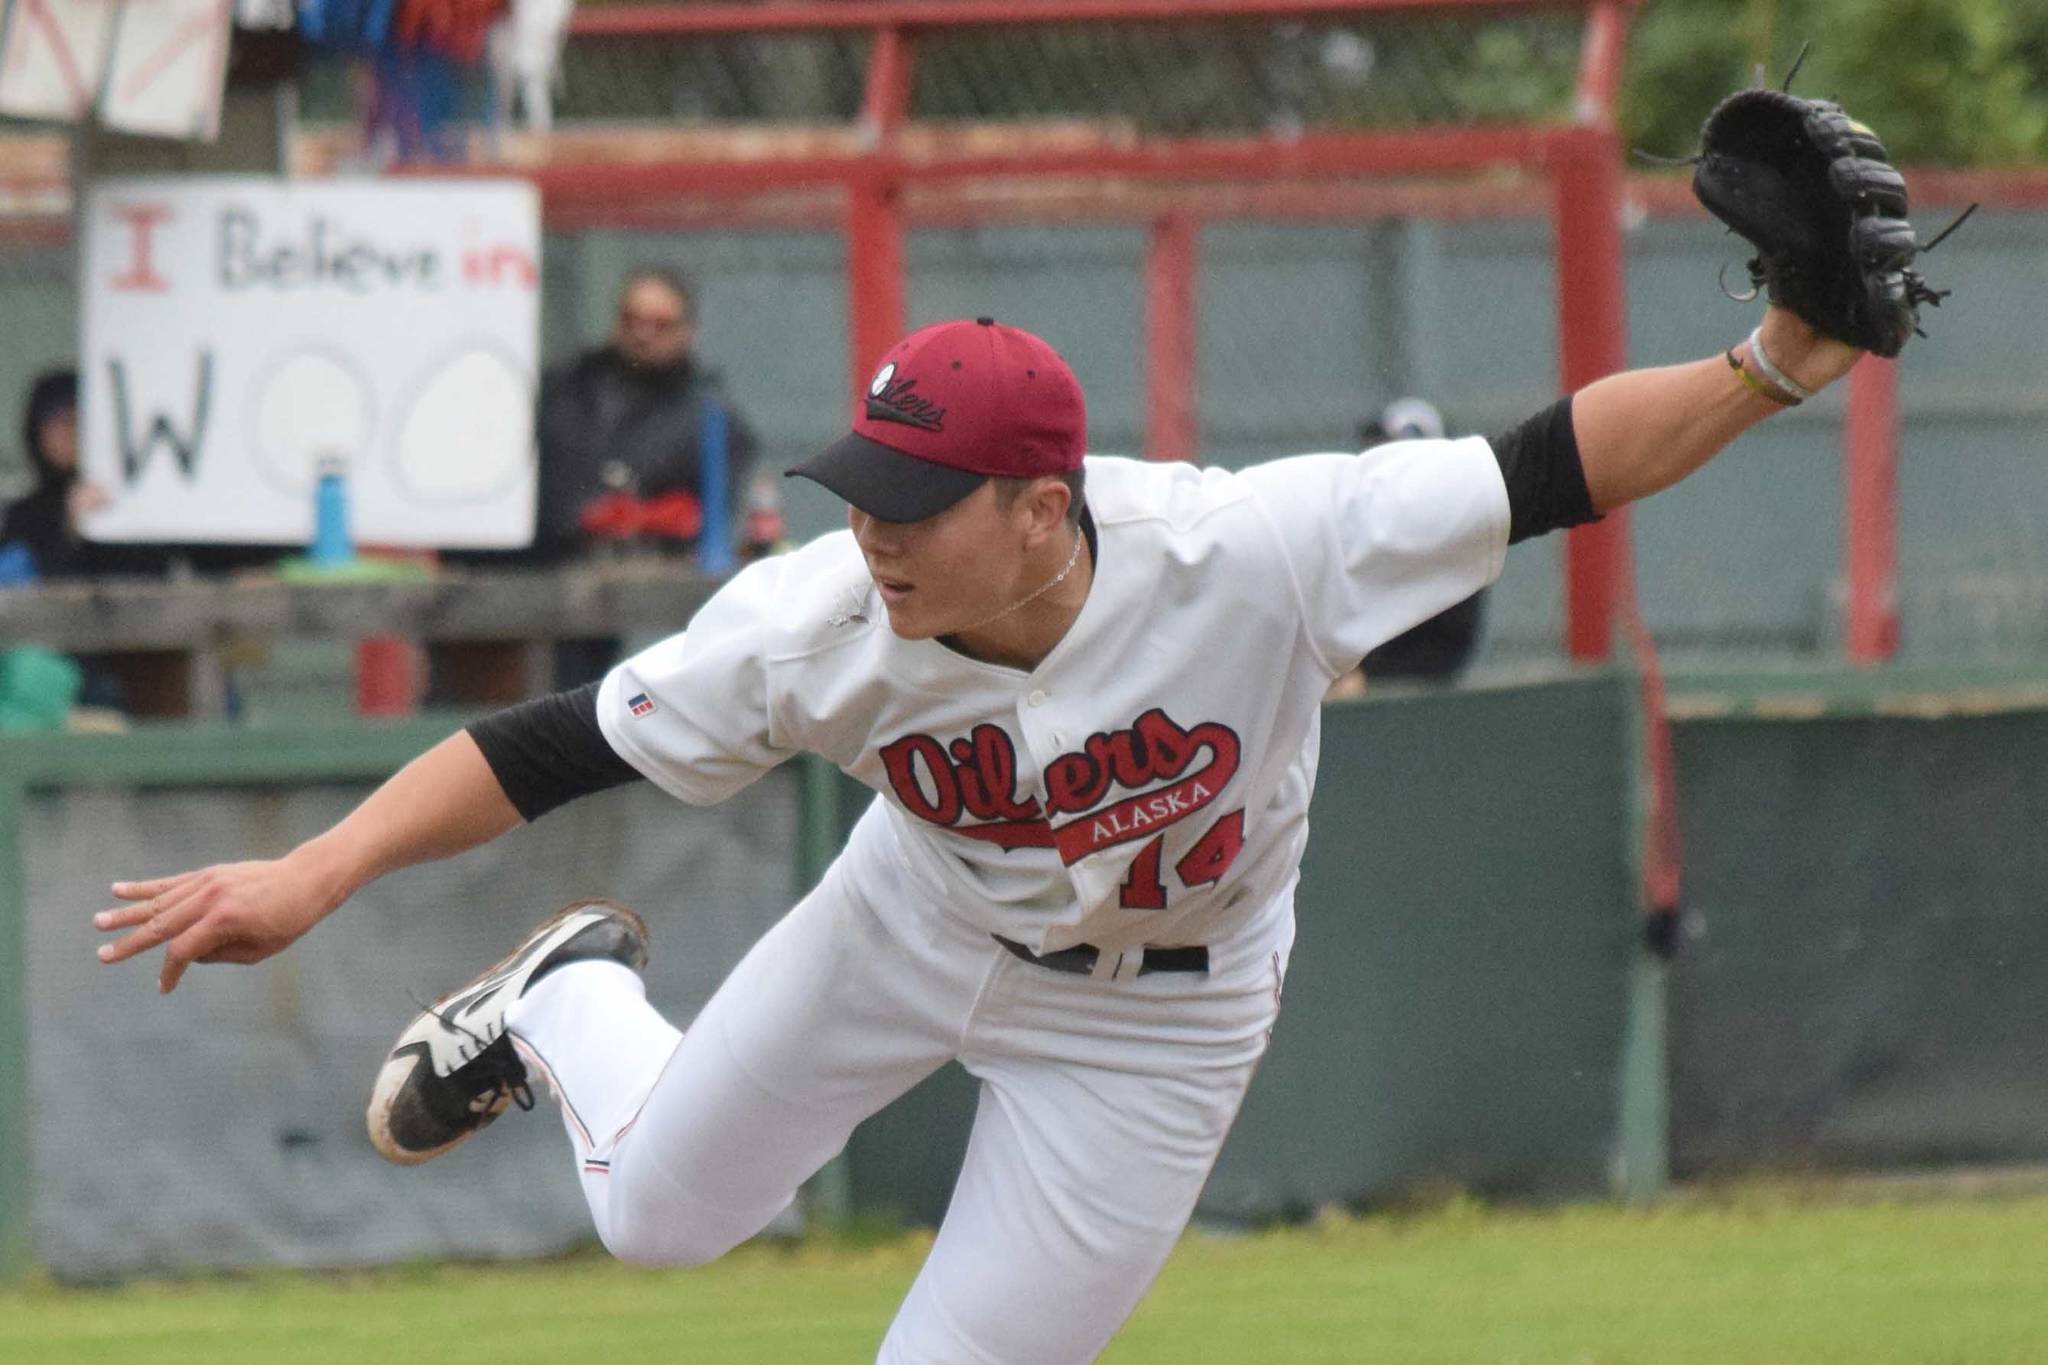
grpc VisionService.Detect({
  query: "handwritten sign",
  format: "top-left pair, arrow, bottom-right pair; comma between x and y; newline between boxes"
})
80,177 -> 540,547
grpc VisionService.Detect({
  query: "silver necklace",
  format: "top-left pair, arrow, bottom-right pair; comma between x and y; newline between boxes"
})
959,528 -> 1086,633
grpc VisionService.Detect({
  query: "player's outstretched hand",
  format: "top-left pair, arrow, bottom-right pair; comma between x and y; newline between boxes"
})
95,856 -> 339,994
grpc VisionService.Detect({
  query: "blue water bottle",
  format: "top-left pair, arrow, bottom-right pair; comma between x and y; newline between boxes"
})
311,458 -> 354,568
697,402 -> 735,576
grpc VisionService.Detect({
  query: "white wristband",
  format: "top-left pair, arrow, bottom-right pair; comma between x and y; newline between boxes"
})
1745,325 -> 1816,403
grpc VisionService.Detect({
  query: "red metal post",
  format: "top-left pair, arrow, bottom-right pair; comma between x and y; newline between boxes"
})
1551,125 -> 1630,661
861,23 -> 915,143
1144,214 -> 1198,463
1843,356 -> 1899,662
1572,0 -> 1630,120
847,183 -> 907,387
847,27 -> 913,392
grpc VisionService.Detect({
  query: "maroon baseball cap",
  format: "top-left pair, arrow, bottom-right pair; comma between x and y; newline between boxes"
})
788,317 -> 1087,523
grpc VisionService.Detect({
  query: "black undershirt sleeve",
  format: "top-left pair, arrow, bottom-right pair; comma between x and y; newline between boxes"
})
1487,394 -> 1602,545
466,681 -> 645,822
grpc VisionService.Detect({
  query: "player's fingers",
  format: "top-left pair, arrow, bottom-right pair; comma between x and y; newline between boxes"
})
163,907 -> 287,990
159,923 -> 225,994
94,880 -> 204,941
159,913 -> 270,992
96,889 -> 206,965
110,873 -> 195,902
93,901 -> 164,932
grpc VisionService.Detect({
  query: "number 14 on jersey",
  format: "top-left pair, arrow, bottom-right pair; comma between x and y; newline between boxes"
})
1117,809 -> 1246,911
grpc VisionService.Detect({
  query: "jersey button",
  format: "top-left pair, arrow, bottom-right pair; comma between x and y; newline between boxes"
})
1027,689 -> 1047,707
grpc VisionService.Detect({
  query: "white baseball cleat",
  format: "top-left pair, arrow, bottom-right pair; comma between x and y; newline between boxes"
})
367,898 -> 649,1166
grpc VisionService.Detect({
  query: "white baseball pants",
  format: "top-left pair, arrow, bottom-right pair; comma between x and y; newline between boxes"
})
505,824 -> 1290,1365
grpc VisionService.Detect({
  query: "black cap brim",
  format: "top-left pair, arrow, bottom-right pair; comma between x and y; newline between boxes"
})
785,431 -> 986,524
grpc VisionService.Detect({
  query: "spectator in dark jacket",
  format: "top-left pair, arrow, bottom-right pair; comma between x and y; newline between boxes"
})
1,368 -> 171,712
445,267 -> 771,693
528,266 -> 762,565
1,368 -> 166,581
3,369 -> 101,578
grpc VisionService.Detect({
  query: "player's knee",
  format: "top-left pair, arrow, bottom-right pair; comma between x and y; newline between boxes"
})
599,1218 -> 723,1268
598,1197 -> 748,1268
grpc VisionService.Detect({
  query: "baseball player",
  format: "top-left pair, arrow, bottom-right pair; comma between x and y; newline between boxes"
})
94,303 -> 1858,1359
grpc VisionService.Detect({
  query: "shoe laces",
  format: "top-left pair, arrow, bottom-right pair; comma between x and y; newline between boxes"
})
406,989 -> 536,1113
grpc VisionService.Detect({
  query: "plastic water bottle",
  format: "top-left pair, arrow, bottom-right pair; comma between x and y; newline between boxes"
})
311,458 -> 353,568
745,475 -> 785,555
697,401 -> 735,576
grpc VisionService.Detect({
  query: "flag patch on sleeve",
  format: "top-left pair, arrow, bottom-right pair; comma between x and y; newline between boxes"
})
628,692 -> 656,717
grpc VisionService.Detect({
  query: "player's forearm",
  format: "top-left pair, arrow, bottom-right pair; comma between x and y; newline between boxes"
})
289,731 -> 524,912
1572,353 -> 1772,511
1575,309 -> 1861,512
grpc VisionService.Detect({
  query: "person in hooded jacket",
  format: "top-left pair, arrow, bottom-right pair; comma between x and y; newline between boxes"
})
2,368 -> 171,581
2,368 -> 173,711
5,369 -> 97,578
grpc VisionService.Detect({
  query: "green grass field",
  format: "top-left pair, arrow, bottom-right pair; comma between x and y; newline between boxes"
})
5,1188 -> 2047,1364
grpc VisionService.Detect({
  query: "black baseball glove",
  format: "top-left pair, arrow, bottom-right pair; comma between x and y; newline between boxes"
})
1691,85 -> 1963,358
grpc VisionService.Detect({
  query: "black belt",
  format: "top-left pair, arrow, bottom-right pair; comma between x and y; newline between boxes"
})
993,934 -> 1209,976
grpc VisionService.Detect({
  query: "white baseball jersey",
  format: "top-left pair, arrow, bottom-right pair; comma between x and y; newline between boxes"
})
594,441 -> 1509,961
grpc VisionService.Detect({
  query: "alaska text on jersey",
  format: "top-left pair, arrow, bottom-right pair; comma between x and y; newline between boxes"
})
877,708 -> 1242,864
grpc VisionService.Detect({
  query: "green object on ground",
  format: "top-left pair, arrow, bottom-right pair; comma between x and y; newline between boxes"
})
2,1189 -> 2047,1363
273,555 -> 436,585
0,648 -> 80,733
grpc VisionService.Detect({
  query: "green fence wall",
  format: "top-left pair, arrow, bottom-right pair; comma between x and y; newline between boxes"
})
0,675 -> 1657,1274
9,665 -> 2048,1275
0,720 -> 806,1280
0,719 -> 458,1278
1665,668 -> 2048,1177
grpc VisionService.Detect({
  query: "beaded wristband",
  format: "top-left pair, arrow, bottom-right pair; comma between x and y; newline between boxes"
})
1727,348 -> 1799,406
1744,325 -> 1816,402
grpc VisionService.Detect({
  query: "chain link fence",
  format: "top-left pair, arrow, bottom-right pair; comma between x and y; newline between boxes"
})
277,8 -> 1585,132
546,11 -> 1580,131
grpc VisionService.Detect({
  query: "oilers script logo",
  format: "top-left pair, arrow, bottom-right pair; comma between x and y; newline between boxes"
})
879,709 -> 1246,910
864,360 -> 947,431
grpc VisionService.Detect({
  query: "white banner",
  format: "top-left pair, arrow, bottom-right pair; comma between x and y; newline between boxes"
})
0,0 -> 122,122
80,177 -> 542,549
98,0 -> 234,139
